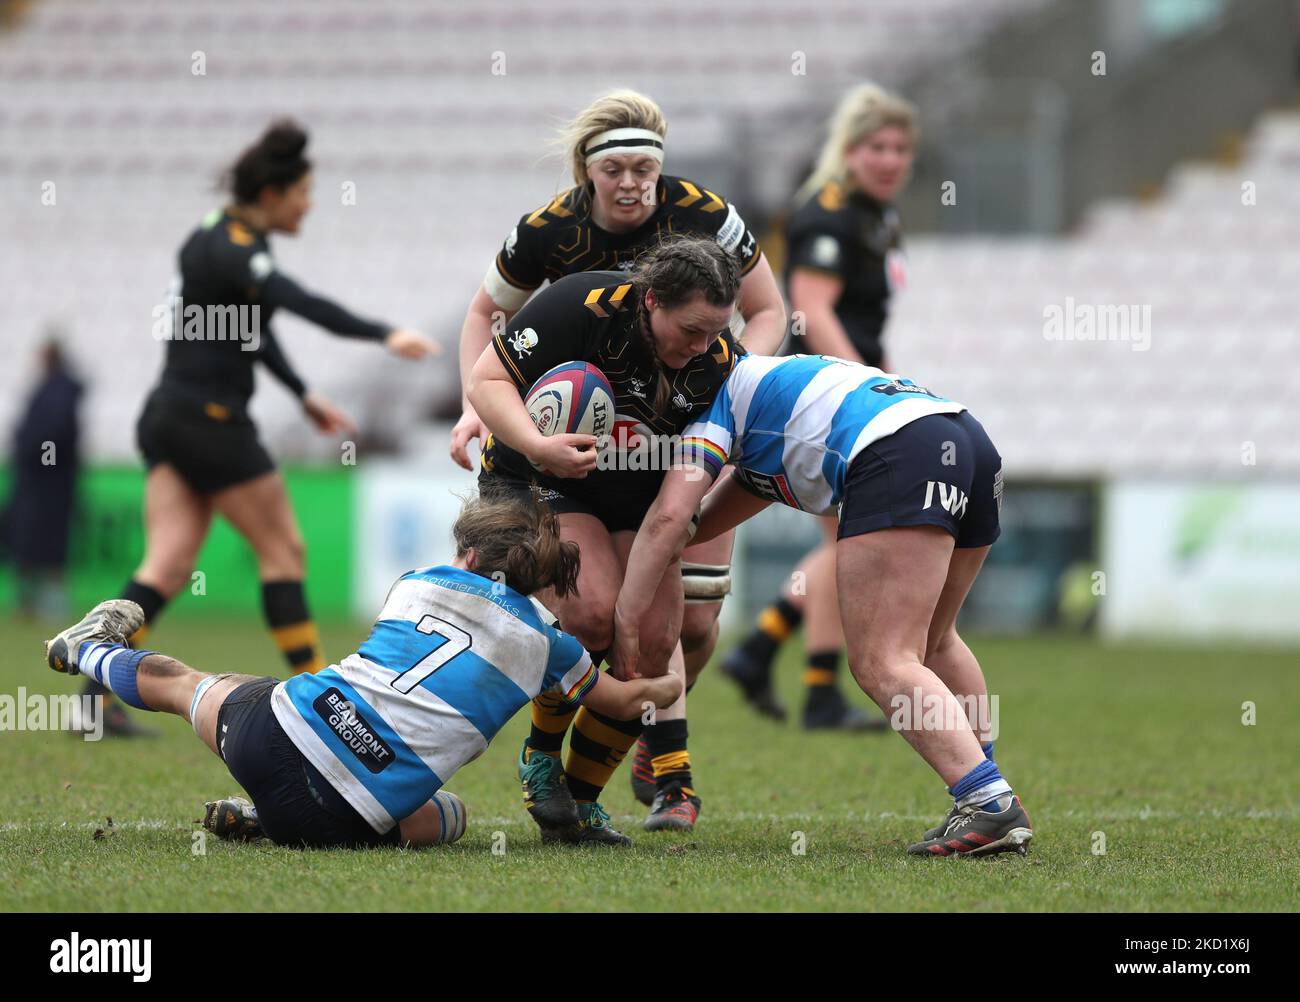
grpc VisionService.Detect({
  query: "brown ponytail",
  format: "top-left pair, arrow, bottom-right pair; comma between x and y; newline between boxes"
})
453,493 -> 581,598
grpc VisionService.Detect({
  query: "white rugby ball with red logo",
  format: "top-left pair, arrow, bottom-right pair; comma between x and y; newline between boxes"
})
524,362 -> 615,469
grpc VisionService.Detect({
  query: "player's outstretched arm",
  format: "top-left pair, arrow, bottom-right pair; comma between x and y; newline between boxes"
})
612,466 -> 713,677
261,271 -> 440,359
579,670 -> 682,720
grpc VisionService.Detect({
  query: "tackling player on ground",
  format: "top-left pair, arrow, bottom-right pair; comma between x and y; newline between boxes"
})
613,353 -> 1033,857
724,83 -> 916,731
453,91 -> 786,833
45,494 -> 680,849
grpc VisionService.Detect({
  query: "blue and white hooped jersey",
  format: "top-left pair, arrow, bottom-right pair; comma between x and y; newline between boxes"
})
271,565 -> 595,834
680,354 -> 964,515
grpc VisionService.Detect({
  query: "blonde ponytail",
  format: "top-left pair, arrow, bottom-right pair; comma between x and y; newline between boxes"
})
796,83 -> 917,204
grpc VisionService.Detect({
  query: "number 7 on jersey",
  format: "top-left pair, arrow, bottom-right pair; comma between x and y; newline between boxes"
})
390,615 -> 472,694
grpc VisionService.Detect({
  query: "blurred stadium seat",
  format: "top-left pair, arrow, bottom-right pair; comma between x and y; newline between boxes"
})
0,0 -> 1050,460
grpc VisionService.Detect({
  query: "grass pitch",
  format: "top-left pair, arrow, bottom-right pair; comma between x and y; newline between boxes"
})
1,616 -> 1296,912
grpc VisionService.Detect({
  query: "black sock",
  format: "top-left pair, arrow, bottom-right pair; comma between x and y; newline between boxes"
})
645,718 -> 692,793
261,580 -> 324,674
566,707 -> 643,803
804,649 -> 843,703
739,596 -> 803,672
121,579 -> 166,623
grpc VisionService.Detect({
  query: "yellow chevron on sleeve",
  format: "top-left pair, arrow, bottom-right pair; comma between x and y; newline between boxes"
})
526,194 -> 574,228
608,283 -> 632,309
584,287 -> 609,318
818,181 -> 845,211
701,188 -> 725,213
674,181 -> 703,208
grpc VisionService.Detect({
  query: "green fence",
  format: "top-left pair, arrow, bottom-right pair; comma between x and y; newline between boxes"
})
1,466 -> 353,617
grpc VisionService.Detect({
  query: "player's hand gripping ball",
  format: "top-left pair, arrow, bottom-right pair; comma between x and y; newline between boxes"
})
524,362 -> 615,476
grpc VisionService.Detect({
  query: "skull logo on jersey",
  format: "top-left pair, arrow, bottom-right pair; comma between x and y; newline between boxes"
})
509,327 -> 538,358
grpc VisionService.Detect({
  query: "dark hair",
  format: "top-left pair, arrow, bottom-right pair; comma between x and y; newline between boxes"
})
453,493 -> 581,598
225,119 -> 312,204
630,235 -> 743,412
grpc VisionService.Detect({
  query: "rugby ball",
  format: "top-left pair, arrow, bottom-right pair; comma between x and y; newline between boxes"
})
525,362 -> 615,442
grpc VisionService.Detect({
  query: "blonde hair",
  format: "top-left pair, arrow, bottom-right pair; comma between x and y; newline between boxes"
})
558,89 -> 668,187
797,83 -> 917,204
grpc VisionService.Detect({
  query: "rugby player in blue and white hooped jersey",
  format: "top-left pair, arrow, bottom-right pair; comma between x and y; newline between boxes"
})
611,353 -> 1034,857
43,494 -> 681,849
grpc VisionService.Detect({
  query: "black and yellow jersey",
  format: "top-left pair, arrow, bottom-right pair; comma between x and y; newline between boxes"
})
784,181 -> 906,363
485,175 -> 762,309
482,270 -> 743,506
156,207 -> 391,408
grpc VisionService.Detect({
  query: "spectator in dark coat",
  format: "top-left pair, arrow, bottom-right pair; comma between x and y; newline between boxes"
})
4,339 -> 83,618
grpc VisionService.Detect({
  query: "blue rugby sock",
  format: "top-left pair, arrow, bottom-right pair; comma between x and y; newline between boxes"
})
78,642 -> 157,711
949,758 -> 1011,812
982,741 -> 995,761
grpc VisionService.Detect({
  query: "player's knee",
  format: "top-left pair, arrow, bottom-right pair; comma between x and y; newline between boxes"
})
142,558 -> 194,599
925,627 -> 963,663
847,651 -> 917,701
563,599 -> 615,652
679,602 -> 721,653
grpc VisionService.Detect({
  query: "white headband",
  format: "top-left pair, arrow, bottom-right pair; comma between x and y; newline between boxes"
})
584,127 -> 665,166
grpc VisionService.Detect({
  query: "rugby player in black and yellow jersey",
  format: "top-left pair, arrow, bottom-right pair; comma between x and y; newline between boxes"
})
95,120 -> 439,734
451,91 -> 787,833
468,237 -> 743,844
724,83 -> 919,733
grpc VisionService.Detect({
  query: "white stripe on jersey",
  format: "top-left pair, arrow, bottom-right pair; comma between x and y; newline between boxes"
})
781,361 -> 877,514
272,683 -> 397,832
377,576 -> 548,696
727,352 -> 785,449
684,355 -> 968,515
847,395 -> 965,462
